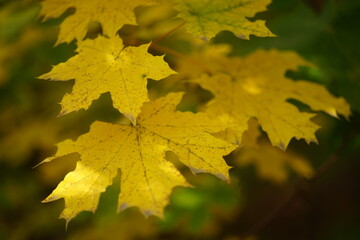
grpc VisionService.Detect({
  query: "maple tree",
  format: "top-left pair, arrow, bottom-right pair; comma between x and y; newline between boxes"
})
36,0 -> 351,226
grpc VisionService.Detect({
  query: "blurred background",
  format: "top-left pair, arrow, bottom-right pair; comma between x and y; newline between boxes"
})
0,0 -> 359,239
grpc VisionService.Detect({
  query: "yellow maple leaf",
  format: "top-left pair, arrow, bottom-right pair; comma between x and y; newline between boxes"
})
236,118 -> 314,183
40,0 -> 159,44
171,0 -> 275,40
40,36 -> 175,123
40,93 -> 236,223
192,49 -> 351,149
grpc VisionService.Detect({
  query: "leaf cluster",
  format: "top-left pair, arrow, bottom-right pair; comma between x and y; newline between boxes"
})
38,0 -> 351,224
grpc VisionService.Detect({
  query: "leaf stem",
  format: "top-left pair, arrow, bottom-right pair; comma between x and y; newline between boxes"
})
151,20 -> 186,45
149,43 -> 213,75
148,20 -> 213,74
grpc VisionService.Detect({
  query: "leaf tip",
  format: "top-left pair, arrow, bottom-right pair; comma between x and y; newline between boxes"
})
42,194 -> 58,203
307,138 -> 319,145
118,203 -> 129,212
276,142 -> 287,151
143,209 -> 157,218
123,113 -> 137,125
57,109 -> 68,117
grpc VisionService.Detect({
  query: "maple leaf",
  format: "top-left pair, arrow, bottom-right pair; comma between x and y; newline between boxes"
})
40,0 -> 158,45
40,93 -> 236,223
235,118 -> 314,183
40,36 -> 175,123
171,0 -> 275,40
192,49 -> 351,149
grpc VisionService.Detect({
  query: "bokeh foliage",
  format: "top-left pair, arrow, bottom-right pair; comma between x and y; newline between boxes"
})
0,0 -> 359,239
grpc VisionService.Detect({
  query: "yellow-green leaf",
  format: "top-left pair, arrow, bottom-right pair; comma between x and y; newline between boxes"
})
40,36 -> 175,123
172,0 -> 275,40
192,49 -> 351,149
41,93 -> 236,223
40,0 -> 158,44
